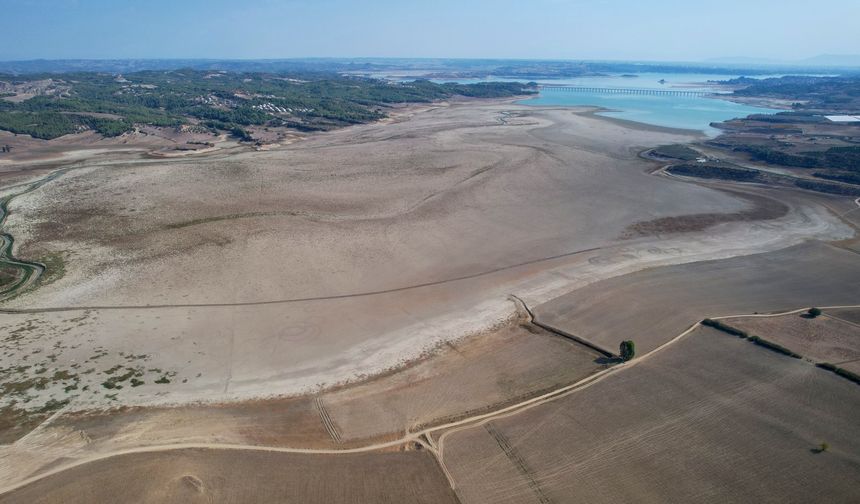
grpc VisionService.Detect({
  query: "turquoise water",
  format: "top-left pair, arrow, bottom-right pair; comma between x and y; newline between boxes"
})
519,88 -> 779,135
369,70 -> 784,134
424,72 -> 782,134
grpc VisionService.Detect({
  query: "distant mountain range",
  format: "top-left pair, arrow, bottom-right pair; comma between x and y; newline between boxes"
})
706,54 -> 860,68
0,57 -> 857,76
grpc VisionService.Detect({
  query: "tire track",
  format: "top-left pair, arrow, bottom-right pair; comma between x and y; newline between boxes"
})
484,422 -> 552,504
316,397 -> 342,444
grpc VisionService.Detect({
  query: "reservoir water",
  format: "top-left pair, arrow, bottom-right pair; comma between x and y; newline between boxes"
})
514,73 -> 780,135
370,71 -> 786,134
519,87 -> 778,135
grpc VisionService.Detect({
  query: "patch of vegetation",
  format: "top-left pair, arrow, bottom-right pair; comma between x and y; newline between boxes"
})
747,336 -> 802,358
668,163 -> 761,182
652,144 -> 699,161
735,145 -> 860,171
619,340 -> 636,361
1,376 -> 50,395
100,365 -> 144,389
34,252 -> 66,287
0,70 -> 535,140
816,363 -> 860,385
154,376 -> 171,384
814,171 -> 860,186
807,307 -> 822,318
724,76 -> 860,112
794,178 -> 860,197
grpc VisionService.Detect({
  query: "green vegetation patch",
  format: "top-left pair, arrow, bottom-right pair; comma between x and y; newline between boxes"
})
652,144 -> 700,161
101,365 -> 144,389
668,163 -> 761,182
0,71 -> 535,140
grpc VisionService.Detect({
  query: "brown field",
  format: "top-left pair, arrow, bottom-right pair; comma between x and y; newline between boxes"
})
829,307 -> 860,326
321,320 -> 604,442
535,241 -> 860,355
0,448 -> 458,504
726,311 -> 860,373
441,326 -> 860,504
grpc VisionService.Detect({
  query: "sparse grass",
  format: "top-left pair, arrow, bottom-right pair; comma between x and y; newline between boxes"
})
35,252 -> 66,287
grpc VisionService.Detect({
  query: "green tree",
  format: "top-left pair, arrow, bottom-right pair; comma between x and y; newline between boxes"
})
620,340 -> 636,361
807,307 -> 822,318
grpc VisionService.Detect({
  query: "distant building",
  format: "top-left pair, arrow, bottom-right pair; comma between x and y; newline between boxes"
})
825,115 -> 860,123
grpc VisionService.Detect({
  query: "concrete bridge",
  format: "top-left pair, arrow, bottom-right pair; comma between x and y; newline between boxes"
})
538,85 -> 710,97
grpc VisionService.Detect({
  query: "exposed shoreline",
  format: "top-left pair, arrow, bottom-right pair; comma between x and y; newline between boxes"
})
0,99 -> 854,416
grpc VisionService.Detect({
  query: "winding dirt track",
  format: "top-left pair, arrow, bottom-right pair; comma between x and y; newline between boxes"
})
0,170 -> 71,300
2,302 -> 857,498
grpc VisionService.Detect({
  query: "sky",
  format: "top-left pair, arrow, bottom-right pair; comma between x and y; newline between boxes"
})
1,0 -> 858,62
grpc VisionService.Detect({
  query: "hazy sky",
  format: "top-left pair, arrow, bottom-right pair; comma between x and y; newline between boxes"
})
2,0 -> 858,61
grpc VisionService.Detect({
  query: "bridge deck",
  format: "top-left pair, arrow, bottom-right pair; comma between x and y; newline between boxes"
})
537,85 -> 711,97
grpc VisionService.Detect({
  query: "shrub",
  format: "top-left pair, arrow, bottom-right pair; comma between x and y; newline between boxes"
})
747,336 -> 802,358
816,362 -> 860,385
619,340 -> 636,361
807,307 -> 822,318
702,318 -> 748,338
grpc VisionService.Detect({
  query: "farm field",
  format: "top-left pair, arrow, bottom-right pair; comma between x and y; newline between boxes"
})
726,310 -> 860,373
441,326 -> 860,504
828,307 -> 860,326
320,319 -> 604,442
534,241 -> 860,354
0,448 -> 458,504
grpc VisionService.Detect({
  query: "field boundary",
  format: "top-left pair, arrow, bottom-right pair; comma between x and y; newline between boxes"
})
316,396 -> 343,444
702,318 -> 802,358
510,294 -> 616,358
